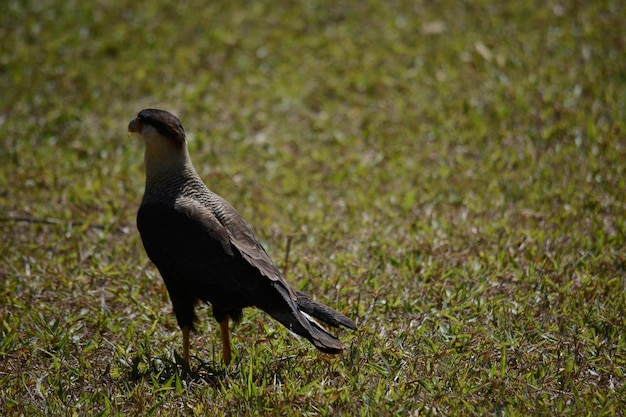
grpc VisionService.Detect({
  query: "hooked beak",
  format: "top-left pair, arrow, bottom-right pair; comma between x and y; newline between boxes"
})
128,116 -> 143,135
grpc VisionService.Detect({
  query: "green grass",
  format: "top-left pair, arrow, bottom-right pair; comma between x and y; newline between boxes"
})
1,0 -> 625,415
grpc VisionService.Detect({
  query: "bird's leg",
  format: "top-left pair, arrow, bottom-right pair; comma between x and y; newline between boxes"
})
182,325 -> 190,363
219,316 -> 231,365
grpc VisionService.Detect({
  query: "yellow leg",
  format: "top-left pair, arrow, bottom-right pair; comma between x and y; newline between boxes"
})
182,326 -> 190,363
220,316 -> 232,365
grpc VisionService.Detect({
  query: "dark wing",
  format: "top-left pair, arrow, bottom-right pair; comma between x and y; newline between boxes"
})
208,197 -> 355,349
210,195 -> 297,298
137,198 -> 268,298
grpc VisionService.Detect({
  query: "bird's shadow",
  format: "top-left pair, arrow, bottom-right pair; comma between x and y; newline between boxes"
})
124,351 -> 225,386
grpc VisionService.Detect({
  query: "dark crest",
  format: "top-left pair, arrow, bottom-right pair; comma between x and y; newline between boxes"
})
138,109 -> 186,147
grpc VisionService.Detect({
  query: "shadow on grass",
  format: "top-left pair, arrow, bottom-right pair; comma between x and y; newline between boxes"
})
123,351 -> 225,386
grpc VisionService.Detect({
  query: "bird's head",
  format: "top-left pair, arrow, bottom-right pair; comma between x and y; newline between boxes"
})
128,109 -> 186,147
129,109 -> 193,180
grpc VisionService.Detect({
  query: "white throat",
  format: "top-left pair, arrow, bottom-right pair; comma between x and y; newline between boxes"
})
141,125 -> 196,184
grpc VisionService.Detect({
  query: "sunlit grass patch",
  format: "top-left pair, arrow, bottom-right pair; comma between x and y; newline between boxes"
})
1,0 -> 625,415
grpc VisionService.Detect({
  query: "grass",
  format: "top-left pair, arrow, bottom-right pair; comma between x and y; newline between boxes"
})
1,0 -> 625,415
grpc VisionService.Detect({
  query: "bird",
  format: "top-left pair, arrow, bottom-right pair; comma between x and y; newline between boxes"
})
128,109 -> 356,365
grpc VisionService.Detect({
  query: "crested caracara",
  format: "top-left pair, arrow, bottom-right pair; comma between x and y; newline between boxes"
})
128,109 -> 356,364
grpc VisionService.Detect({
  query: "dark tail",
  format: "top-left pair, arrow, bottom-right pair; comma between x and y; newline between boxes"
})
293,290 -> 357,354
258,284 -> 357,354
295,290 -> 357,330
